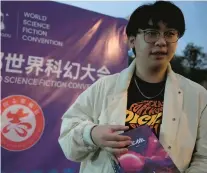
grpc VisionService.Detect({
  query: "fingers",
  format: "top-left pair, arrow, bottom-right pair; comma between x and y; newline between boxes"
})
105,140 -> 132,148
110,125 -> 129,132
104,133 -> 131,141
105,147 -> 128,155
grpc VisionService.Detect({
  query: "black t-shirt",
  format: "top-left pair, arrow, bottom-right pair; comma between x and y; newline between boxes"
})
125,72 -> 166,138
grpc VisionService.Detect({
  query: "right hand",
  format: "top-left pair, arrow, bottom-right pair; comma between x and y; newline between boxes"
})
91,125 -> 131,155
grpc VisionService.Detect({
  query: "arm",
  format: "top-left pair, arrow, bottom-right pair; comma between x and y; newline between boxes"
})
58,79 -> 103,162
185,89 -> 207,173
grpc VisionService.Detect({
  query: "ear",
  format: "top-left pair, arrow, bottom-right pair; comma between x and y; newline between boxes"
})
128,36 -> 136,49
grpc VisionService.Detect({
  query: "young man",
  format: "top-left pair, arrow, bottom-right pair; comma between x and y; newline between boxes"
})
59,1 -> 207,172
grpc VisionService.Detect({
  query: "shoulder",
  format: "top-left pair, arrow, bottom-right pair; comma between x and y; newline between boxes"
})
175,73 -> 207,109
90,73 -> 120,92
175,73 -> 206,92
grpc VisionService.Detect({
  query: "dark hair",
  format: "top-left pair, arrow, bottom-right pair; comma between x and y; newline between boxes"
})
126,1 -> 185,38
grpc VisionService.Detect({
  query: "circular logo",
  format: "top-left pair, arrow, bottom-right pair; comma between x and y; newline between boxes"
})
1,95 -> 45,151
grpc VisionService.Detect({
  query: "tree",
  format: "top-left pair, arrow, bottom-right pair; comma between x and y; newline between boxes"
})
182,43 -> 206,69
170,55 -> 190,77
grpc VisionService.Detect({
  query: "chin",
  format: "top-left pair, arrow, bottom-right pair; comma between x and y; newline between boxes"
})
150,61 -> 168,70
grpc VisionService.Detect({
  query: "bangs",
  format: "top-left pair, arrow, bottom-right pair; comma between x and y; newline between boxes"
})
126,1 -> 185,38
138,5 -> 183,32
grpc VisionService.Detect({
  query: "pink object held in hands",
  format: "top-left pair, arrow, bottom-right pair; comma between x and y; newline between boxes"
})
118,151 -> 145,172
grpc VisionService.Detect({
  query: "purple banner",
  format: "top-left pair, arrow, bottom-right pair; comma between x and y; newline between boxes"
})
1,1 -> 128,173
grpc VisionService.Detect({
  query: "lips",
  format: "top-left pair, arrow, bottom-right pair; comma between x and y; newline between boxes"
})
151,51 -> 167,55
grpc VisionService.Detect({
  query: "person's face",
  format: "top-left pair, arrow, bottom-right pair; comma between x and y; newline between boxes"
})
128,21 -> 178,70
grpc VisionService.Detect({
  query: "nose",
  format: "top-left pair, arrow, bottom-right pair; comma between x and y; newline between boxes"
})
155,35 -> 167,47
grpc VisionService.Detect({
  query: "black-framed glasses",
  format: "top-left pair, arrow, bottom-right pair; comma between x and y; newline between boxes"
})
138,29 -> 180,43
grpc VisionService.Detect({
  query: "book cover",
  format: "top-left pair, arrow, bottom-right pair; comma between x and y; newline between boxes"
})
111,125 -> 180,173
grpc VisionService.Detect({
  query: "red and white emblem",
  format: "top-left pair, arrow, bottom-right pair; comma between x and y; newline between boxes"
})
1,95 -> 45,151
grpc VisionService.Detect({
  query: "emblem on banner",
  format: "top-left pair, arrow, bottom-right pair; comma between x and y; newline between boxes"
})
1,95 -> 45,151
0,11 -> 9,31
1,11 -> 5,31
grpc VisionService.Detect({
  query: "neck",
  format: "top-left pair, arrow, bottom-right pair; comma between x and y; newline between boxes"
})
135,64 -> 167,83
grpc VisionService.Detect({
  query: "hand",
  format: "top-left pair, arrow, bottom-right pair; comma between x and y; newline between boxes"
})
91,125 -> 131,155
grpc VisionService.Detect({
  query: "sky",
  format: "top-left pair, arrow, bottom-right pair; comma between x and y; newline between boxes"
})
55,1 -> 207,56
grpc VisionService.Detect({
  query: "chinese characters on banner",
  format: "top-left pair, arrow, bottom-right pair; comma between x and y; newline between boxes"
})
1,1 -> 128,173
1,52 -> 111,81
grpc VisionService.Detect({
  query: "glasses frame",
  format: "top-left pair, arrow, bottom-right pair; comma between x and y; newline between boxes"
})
138,29 -> 180,43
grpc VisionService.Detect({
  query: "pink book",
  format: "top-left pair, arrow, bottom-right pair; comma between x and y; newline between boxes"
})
111,125 -> 180,173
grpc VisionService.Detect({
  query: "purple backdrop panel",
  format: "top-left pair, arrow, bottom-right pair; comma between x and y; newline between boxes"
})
1,1 -> 128,173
